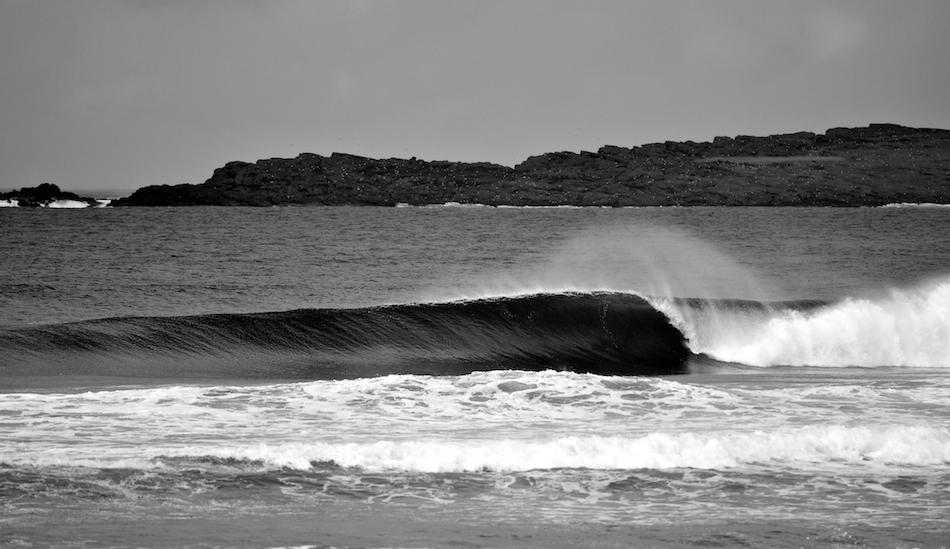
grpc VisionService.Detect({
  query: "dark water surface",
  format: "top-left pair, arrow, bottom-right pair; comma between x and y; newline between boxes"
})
3,206 -> 949,326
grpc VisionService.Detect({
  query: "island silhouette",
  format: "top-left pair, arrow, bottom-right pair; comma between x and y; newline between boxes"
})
9,124 -> 948,208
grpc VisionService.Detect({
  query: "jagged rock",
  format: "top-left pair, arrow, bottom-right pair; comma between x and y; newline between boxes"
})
112,124 -> 950,207
0,183 -> 99,208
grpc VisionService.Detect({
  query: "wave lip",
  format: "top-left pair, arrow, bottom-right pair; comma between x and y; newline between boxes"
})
0,292 -> 690,380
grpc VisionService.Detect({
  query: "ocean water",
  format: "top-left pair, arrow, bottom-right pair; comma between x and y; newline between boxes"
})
1,205 -> 949,548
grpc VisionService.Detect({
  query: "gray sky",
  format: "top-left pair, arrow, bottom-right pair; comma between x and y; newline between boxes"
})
2,0 -> 948,192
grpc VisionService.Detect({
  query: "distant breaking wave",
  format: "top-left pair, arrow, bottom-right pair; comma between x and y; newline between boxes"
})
879,202 -> 950,208
47,199 -> 111,208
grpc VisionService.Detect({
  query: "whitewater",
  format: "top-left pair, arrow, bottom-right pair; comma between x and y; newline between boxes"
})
655,279 -> 950,368
1,205 -> 949,548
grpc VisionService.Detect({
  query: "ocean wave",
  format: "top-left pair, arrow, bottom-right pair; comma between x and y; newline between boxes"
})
0,292 -> 689,379
3,279 -> 947,377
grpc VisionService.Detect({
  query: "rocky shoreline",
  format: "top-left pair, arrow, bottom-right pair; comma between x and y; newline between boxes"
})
86,124 -> 950,207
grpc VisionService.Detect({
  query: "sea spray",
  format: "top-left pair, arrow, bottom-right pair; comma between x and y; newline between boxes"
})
420,223 -> 772,304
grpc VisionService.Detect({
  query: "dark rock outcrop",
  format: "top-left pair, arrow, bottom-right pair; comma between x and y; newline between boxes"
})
1,183 -> 100,208
113,124 -> 950,207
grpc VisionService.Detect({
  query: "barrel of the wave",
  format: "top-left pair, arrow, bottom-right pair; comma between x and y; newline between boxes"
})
0,292 -> 692,380
420,292 -> 691,376
568,292 -> 691,375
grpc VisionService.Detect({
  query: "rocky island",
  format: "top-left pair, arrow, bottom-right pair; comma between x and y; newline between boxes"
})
1,183 -> 101,208
113,124 -> 950,207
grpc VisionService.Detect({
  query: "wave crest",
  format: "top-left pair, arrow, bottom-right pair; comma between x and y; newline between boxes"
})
0,292 -> 689,379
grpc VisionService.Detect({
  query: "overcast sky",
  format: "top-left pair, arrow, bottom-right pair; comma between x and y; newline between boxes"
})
2,0 -> 948,192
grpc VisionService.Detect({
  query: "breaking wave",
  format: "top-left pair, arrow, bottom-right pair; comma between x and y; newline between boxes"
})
657,278 -> 950,368
2,279 -> 947,381
0,292 -> 689,379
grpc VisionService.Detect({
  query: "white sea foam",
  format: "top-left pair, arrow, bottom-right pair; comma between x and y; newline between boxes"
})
219,424 -> 950,471
45,199 -> 92,208
3,370 -> 948,474
4,425 -> 946,472
656,278 -> 950,368
880,202 -> 950,208
0,198 -> 18,207
434,202 -> 489,208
